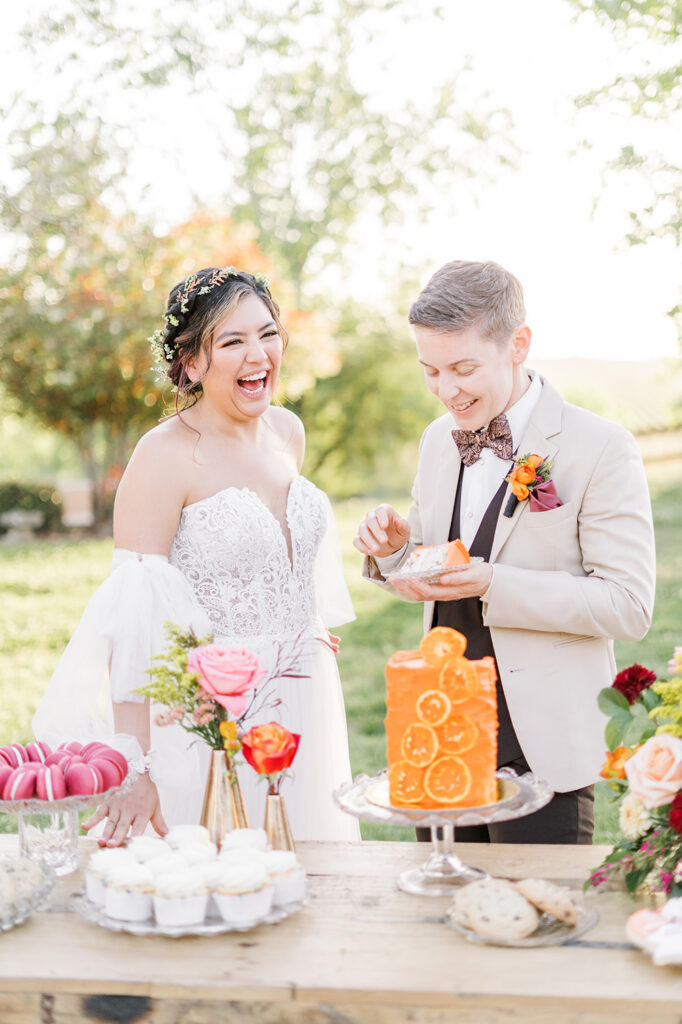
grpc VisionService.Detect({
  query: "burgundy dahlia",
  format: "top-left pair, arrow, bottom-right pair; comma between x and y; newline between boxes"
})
612,663 -> 657,705
670,793 -> 682,837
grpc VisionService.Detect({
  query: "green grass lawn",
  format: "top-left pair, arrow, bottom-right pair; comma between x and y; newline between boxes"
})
1,461 -> 680,844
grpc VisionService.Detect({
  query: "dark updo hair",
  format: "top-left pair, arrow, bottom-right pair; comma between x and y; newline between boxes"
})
152,267 -> 288,405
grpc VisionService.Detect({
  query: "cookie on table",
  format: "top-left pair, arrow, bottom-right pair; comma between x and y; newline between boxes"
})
514,877 -> 578,926
450,878 -> 539,940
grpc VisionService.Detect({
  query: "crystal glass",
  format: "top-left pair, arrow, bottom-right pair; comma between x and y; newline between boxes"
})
18,807 -> 79,876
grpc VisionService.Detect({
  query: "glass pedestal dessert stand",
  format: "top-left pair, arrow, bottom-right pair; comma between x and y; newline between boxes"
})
334,768 -> 553,896
0,774 -> 135,876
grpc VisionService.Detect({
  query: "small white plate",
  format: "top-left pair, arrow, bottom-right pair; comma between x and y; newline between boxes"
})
390,556 -> 483,585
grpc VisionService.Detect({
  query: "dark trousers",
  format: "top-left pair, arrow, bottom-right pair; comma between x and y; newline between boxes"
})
416,755 -> 594,845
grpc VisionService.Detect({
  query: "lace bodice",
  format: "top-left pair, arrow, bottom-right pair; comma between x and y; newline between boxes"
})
169,475 -> 327,639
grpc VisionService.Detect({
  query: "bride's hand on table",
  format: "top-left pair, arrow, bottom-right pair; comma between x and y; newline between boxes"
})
82,772 -> 168,847
389,562 -> 494,602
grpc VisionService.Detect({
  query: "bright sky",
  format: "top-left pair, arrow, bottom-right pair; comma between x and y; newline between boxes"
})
2,0 -> 681,361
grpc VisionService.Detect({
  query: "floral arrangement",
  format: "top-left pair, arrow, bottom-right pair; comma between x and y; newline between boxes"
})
587,647 -> 682,897
136,624 -> 306,767
503,453 -> 559,518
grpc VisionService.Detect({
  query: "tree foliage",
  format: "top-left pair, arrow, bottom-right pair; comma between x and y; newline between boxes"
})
568,0 -> 682,336
13,0 -> 515,297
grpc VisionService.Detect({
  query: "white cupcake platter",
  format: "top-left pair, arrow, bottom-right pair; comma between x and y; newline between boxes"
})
70,891 -> 306,937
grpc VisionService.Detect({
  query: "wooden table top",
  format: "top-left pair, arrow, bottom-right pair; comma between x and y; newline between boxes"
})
0,836 -> 681,1024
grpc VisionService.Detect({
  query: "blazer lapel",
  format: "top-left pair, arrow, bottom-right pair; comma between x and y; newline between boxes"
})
490,375 -> 563,563
432,425 -> 460,544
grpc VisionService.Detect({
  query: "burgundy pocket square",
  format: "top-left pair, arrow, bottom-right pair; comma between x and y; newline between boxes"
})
528,479 -> 563,512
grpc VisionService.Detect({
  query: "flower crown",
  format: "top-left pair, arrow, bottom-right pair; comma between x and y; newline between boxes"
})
148,266 -> 270,366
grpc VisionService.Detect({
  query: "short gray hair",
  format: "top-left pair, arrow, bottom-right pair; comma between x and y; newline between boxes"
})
408,260 -> 526,342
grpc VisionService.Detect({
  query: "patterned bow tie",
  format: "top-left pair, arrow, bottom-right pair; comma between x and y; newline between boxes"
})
451,413 -> 514,467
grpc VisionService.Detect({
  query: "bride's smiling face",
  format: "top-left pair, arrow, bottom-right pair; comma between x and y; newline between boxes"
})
188,292 -> 284,418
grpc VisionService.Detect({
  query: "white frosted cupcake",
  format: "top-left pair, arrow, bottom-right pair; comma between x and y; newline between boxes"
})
220,828 -> 269,853
213,861 -> 274,924
145,852 -> 189,875
153,870 -> 209,927
218,846 -> 267,865
126,836 -> 167,862
178,842 -> 217,866
264,850 -> 306,906
165,825 -> 212,849
86,848 -> 136,908
104,863 -> 154,921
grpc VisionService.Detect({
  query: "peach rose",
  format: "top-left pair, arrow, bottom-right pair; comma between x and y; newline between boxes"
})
624,733 -> 682,809
186,645 -> 267,716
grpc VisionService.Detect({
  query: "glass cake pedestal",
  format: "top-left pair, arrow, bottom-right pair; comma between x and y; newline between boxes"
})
334,768 -> 553,896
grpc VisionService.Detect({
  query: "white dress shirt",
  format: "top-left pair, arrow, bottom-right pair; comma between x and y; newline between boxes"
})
457,371 -> 542,549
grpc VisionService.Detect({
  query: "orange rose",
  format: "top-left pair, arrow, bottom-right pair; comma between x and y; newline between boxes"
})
526,454 -> 544,468
241,722 -> 300,776
511,480 -> 529,501
600,745 -> 635,780
514,464 -> 537,485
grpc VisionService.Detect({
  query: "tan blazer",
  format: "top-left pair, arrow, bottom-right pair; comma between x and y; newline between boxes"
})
364,375 -> 656,792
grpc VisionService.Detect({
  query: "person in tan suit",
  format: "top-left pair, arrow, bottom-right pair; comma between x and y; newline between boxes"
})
355,260 -> 655,844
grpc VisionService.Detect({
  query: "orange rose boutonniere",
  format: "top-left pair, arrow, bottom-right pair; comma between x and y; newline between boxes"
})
503,453 -> 561,518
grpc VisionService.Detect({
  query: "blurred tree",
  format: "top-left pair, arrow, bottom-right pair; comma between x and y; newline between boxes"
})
13,0 -> 515,301
568,0 -> 682,341
0,118 -> 323,517
292,302 -> 439,493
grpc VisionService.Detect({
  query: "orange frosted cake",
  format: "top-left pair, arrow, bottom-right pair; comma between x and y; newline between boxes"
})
385,627 -> 498,808
399,539 -> 470,576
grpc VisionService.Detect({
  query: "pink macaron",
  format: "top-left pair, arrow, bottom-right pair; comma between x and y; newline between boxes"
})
2,766 -> 37,800
80,742 -> 110,761
89,758 -> 124,790
45,750 -> 71,767
94,748 -> 128,777
59,741 -> 84,755
65,762 -> 104,796
0,745 -> 29,768
0,764 -> 14,794
25,741 -> 52,763
35,764 -> 67,801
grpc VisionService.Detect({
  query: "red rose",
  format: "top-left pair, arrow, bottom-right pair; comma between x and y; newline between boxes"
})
669,793 -> 682,836
241,722 -> 300,776
612,664 -> 657,705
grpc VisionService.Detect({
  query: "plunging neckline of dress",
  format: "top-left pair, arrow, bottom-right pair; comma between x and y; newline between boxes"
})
181,475 -> 304,572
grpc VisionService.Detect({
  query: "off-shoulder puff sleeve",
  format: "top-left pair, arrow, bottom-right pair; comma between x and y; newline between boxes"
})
312,493 -> 355,629
31,549 -> 212,749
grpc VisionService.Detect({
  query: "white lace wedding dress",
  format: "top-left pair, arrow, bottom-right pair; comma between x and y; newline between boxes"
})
32,476 -> 360,841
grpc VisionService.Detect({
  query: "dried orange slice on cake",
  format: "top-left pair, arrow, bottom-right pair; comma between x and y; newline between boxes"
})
439,658 -> 479,703
419,627 -> 467,666
416,689 -> 452,727
389,760 -> 425,804
423,755 -> 472,804
400,722 -> 438,767
436,716 -> 479,754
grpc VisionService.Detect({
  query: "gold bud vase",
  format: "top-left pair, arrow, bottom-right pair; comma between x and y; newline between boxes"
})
264,792 -> 295,852
200,750 -> 248,845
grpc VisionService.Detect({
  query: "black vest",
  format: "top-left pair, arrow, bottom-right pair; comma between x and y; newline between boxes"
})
432,466 -> 523,766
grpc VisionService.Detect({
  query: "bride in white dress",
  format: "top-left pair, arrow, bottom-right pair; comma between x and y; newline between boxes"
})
32,267 -> 360,844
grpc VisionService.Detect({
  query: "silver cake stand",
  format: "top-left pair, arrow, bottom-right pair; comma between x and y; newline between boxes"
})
334,768 -> 553,896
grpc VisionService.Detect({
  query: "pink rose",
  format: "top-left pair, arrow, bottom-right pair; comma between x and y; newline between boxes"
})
624,733 -> 682,809
186,645 -> 267,716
